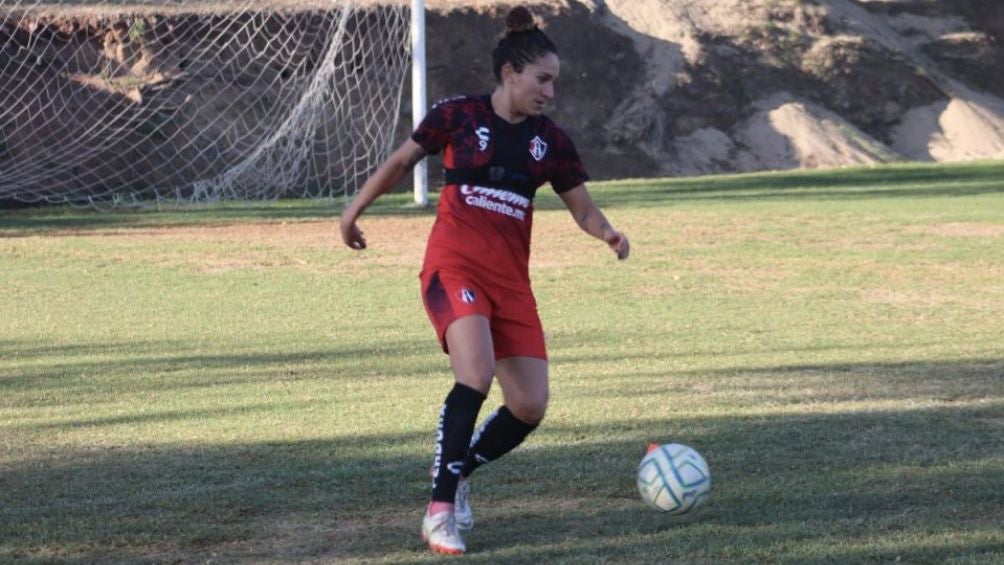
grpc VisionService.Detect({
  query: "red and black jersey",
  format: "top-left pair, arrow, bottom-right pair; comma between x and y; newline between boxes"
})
412,94 -> 589,289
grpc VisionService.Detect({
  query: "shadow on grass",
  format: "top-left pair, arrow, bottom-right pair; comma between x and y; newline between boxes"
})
540,161 -> 1004,210
3,359 -> 1002,563
567,357 -> 1004,406
0,194 -> 431,236
3,338 -> 445,408
4,162 -> 1003,235
530,161 -> 1003,214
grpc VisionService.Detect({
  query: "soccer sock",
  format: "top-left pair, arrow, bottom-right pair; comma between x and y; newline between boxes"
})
431,383 -> 486,503
461,406 -> 539,477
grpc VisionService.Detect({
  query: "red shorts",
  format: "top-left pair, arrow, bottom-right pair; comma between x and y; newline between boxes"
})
420,268 -> 547,360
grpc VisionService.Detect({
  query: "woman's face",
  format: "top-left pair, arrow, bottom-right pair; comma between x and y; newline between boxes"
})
505,52 -> 560,117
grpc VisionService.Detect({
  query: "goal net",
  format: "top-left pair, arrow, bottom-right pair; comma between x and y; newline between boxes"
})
0,0 -> 411,206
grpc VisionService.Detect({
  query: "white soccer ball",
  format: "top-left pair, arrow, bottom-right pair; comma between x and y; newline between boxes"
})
637,443 -> 711,514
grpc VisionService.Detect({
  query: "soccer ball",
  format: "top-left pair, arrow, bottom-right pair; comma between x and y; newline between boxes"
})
637,443 -> 711,514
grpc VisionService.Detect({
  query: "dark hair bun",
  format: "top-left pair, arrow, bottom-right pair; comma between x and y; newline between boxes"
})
506,6 -> 537,35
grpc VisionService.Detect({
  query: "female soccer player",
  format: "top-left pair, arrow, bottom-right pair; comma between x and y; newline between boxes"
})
340,5 -> 629,555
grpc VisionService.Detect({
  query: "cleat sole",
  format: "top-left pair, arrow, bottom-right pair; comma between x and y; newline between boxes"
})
421,531 -> 465,556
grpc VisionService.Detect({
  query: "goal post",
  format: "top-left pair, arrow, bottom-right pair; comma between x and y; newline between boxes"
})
0,0 -> 413,206
411,0 -> 428,206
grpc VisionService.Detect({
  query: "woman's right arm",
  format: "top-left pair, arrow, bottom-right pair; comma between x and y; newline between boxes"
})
339,138 -> 427,250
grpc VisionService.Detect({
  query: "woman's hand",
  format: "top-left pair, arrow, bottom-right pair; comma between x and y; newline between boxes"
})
604,228 -> 630,260
340,210 -> 367,250
337,139 -> 427,252
558,185 -> 631,261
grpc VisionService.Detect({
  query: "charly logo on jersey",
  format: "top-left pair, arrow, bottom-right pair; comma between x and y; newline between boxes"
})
475,126 -> 490,151
458,287 -> 477,304
529,135 -> 548,161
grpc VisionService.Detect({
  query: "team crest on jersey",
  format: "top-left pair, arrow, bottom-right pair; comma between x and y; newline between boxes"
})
458,288 -> 477,304
529,135 -> 548,161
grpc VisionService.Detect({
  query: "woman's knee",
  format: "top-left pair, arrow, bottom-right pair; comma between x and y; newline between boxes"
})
508,395 -> 548,425
445,315 -> 496,392
448,339 -> 495,392
453,357 -> 496,392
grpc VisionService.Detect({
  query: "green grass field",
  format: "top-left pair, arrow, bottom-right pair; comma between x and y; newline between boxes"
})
2,162 -> 1003,563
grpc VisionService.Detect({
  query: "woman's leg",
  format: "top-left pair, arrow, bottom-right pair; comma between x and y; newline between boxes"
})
449,357 -> 546,532
423,315 -> 496,554
496,356 -> 549,424
445,315 -> 496,394
431,315 -> 495,503
461,356 -> 548,478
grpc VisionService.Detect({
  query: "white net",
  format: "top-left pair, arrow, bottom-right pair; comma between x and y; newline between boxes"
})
0,1 -> 411,206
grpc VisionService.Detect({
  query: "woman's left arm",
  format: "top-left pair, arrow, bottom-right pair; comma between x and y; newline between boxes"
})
558,184 -> 630,260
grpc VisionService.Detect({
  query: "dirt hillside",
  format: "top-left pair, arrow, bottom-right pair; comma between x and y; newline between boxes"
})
417,0 -> 1004,180
3,0 -> 1004,195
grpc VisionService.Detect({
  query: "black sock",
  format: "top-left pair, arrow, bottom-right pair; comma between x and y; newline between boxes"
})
431,383 -> 486,502
462,406 -> 538,477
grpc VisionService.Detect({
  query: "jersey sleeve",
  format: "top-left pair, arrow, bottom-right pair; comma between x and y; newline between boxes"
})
410,97 -> 461,156
549,127 -> 589,193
